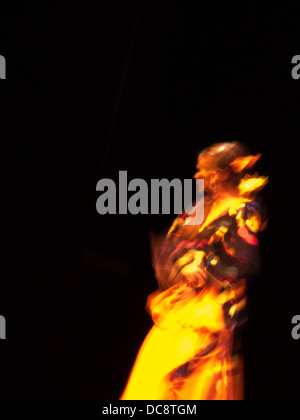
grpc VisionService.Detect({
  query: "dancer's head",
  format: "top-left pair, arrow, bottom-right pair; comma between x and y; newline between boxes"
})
194,142 -> 260,200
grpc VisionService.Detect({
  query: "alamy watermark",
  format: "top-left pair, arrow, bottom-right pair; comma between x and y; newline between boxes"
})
96,171 -> 204,226
0,55 -> 6,79
292,55 -> 300,80
0,315 -> 6,339
291,315 -> 300,340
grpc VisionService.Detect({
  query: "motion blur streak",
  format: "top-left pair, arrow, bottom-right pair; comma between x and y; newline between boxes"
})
120,142 -> 268,400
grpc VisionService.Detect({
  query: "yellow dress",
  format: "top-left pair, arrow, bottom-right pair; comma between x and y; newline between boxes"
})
121,180 -> 267,400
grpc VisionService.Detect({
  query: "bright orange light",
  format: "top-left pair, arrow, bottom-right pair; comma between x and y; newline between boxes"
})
230,154 -> 261,173
238,174 -> 268,196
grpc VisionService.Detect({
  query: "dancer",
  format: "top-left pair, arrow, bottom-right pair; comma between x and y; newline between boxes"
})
121,142 -> 268,400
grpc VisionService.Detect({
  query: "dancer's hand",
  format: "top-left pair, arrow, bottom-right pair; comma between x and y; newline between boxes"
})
179,262 -> 208,288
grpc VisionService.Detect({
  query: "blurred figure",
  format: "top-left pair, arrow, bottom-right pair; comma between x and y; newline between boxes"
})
121,142 -> 268,400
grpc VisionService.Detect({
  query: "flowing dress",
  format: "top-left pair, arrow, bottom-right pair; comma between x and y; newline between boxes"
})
121,196 -> 266,400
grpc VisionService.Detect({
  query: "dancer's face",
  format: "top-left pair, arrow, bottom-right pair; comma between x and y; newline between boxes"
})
194,153 -> 222,200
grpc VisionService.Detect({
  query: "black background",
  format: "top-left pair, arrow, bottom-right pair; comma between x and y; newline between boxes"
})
0,2 -> 300,400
